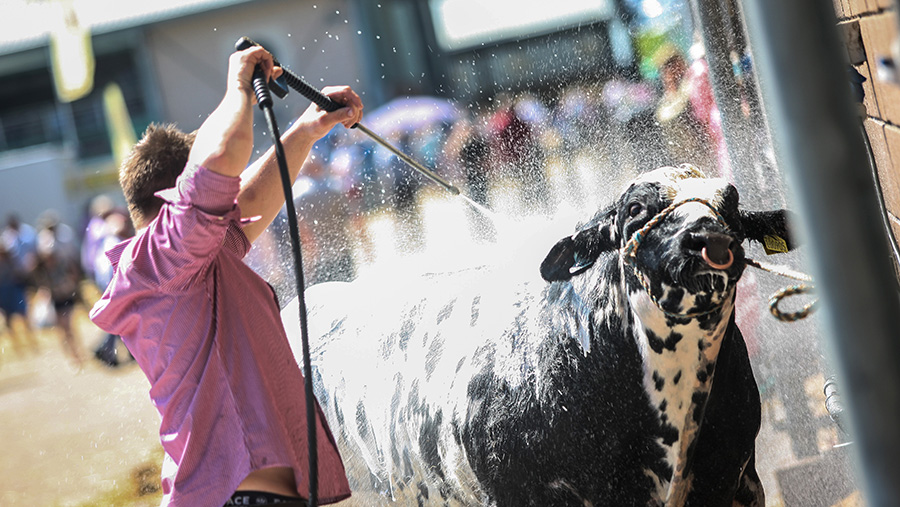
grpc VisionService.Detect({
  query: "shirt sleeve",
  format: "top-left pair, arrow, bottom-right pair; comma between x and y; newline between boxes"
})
128,163 -> 243,292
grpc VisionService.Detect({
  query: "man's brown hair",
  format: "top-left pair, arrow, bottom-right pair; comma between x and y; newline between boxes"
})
120,123 -> 195,227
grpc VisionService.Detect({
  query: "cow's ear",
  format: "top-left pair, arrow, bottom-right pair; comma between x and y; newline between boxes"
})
540,224 -> 617,282
740,209 -> 800,254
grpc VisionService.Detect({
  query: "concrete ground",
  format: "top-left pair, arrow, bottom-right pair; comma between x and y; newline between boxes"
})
0,304 -> 163,507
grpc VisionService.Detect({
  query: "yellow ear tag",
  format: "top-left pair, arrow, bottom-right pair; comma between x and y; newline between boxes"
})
763,235 -> 789,255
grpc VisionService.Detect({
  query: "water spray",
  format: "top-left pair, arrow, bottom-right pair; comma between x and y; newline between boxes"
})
236,37 -> 502,506
236,37 -> 468,199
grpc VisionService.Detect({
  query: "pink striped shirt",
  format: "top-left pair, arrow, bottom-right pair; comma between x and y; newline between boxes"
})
90,163 -> 350,507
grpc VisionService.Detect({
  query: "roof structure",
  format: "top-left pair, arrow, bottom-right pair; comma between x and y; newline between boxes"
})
0,0 -> 253,55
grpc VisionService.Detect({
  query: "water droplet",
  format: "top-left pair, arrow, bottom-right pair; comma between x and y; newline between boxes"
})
376,35 -> 381,40
357,31 -> 362,35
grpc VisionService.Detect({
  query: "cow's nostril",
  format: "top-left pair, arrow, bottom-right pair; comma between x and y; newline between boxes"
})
685,232 -> 707,252
698,233 -> 735,268
687,232 -> 735,267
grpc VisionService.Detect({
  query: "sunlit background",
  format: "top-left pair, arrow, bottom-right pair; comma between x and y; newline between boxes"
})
0,0 -> 873,505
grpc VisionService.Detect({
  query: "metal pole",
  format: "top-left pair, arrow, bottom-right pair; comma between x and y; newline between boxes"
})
741,0 -> 900,504
690,0 -> 753,179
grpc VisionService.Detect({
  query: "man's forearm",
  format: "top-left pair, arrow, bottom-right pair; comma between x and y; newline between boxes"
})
237,122 -> 318,243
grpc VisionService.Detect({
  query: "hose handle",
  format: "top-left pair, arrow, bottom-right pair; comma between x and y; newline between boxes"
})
234,37 -> 289,99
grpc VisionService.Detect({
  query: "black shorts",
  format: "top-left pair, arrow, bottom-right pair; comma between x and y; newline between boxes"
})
224,490 -> 307,506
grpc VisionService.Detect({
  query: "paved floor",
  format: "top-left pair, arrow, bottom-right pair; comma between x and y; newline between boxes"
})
0,309 -> 162,507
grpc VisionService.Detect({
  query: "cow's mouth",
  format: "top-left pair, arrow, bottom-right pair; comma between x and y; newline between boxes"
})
673,240 -> 744,299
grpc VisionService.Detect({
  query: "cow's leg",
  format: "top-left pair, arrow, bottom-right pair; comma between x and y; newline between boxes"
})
732,451 -> 764,507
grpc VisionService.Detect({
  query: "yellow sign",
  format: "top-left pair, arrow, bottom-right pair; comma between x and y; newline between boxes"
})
50,0 -> 95,103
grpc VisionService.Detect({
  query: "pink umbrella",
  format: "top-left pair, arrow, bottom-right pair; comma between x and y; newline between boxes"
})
364,96 -> 461,136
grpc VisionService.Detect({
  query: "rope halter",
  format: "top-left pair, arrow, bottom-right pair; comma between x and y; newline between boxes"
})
622,196 -> 818,322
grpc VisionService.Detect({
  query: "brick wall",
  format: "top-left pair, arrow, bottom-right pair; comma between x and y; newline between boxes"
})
834,0 -> 900,242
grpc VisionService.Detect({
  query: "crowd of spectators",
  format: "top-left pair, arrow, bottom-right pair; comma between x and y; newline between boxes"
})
0,196 -> 134,370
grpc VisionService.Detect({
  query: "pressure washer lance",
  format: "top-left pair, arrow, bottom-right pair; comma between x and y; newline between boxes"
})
236,37 -> 461,196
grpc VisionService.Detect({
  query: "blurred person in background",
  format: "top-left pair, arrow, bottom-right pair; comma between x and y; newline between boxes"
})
487,93 -> 552,214
389,132 -> 425,250
2,215 -> 38,270
654,44 -> 716,173
32,227 -> 85,369
444,115 -> 496,242
0,240 -> 39,357
80,194 -> 115,285
91,208 -> 134,368
36,209 -> 79,264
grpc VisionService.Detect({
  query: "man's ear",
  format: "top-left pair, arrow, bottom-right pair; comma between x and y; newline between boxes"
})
740,209 -> 800,254
540,223 -> 618,282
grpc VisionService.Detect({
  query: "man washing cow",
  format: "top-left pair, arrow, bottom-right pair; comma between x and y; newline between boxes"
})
90,45 -> 364,507
285,164 -> 796,506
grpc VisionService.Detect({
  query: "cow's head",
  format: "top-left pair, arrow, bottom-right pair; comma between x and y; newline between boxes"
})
541,164 -> 796,318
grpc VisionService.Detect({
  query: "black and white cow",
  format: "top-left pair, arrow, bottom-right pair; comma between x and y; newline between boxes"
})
283,165 -> 796,506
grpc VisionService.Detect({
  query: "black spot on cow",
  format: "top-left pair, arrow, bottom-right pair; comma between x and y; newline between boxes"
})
437,300 -> 455,325
333,393 -> 345,427
451,416 -> 462,446
356,401 -> 370,440
408,379 -> 421,411
470,296 -> 481,327
660,287 -> 685,313
673,370 -> 682,385
417,480 -> 429,506
456,356 -> 467,373
382,332 -> 398,359
653,370 -> 665,391
648,330 -> 683,353
659,399 -> 668,413
698,363 -> 717,385
648,330 -> 666,354
425,336 -> 444,381
399,319 -> 414,351
661,421 -> 679,446
665,332 -> 683,351
692,391 -> 708,424
419,408 -> 445,481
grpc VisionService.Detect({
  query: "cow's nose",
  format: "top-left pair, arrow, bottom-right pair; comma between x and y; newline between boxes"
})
688,232 -> 735,270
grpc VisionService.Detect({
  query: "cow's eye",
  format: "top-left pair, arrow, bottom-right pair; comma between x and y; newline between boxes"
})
628,203 -> 643,217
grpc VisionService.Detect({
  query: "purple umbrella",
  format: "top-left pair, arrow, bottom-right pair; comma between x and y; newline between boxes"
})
364,96 -> 461,136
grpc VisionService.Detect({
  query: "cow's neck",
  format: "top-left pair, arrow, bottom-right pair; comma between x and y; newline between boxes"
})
627,282 -> 735,506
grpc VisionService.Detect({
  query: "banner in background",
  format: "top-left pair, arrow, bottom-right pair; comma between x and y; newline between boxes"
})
50,0 -> 95,103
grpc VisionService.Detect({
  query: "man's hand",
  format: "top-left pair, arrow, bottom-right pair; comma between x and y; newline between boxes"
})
188,46 -> 283,178
227,46 -> 283,104
289,86 -> 364,142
